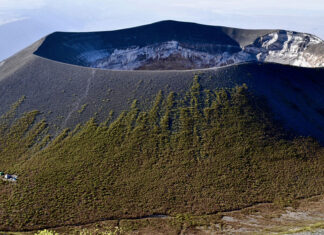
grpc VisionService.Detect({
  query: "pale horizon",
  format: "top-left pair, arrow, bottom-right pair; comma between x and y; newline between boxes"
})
1,0 -> 324,61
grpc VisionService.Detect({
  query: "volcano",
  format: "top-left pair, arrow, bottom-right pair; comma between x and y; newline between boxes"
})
1,21 -> 324,233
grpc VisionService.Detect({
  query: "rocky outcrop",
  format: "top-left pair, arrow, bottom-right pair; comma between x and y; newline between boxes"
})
245,30 -> 324,67
82,31 -> 324,70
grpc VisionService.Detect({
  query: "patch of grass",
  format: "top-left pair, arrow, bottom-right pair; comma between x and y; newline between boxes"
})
0,76 -> 323,231
272,222 -> 324,234
78,104 -> 88,114
34,230 -> 59,235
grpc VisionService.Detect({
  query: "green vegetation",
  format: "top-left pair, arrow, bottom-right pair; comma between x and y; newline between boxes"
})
34,230 -> 59,235
78,104 -> 88,114
0,76 -> 323,231
270,222 -> 324,235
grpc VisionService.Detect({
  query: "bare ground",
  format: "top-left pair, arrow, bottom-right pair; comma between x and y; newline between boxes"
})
3,195 -> 324,235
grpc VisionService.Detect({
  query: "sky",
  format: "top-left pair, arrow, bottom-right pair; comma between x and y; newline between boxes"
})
1,0 -> 324,61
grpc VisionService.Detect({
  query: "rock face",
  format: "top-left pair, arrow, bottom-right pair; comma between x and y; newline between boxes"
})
32,21 -> 324,70
245,30 -> 324,67
90,32 -> 324,70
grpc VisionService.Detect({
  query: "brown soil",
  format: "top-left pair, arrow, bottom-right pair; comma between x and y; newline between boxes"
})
6,195 -> 324,235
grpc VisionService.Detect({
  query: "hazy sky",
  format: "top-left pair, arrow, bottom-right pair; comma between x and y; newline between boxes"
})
1,0 -> 324,61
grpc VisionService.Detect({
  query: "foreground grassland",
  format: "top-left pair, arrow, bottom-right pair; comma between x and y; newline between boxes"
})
0,76 -> 323,231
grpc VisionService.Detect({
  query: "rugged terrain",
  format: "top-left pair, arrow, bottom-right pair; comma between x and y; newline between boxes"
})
0,21 -> 324,234
33,21 -> 324,70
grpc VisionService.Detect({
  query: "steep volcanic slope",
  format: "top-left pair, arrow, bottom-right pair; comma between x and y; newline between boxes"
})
1,62 -> 324,232
0,20 -> 324,142
0,54 -> 324,142
32,21 -> 324,70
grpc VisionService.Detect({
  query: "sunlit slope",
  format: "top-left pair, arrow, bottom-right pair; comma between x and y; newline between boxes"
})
0,78 -> 323,231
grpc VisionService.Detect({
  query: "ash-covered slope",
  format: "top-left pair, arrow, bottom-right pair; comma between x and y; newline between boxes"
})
1,57 -> 324,142
0,20 -> 324,142
32,21 -> 324,70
